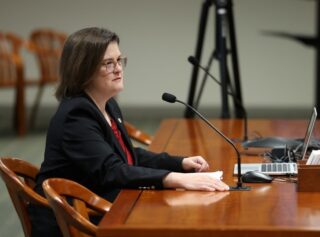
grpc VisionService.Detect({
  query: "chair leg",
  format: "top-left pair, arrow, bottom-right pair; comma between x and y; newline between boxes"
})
14,94 -> 26,136
15,63 -> 26,136
29,85 -> 44,129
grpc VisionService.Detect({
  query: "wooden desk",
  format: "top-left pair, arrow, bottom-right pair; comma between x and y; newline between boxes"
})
98,119 -> 320,237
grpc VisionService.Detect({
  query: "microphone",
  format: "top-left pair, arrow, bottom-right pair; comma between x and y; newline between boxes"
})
162,92 -> 250,191
188,56 -> 248,141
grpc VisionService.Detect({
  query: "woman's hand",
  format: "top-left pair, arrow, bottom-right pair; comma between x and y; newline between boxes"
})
182,156 -> 209,172
163,172 -> 229,192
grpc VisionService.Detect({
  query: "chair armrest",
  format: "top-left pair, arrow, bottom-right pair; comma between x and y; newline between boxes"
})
124,121 -> 153,146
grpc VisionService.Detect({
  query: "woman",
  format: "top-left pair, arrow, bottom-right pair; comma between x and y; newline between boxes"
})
30,27 -> 229,236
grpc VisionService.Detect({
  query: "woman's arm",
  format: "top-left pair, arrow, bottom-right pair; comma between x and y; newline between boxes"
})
163,172 -> 229,191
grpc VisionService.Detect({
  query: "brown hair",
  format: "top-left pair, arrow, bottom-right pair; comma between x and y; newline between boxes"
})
55,27 -> 119,100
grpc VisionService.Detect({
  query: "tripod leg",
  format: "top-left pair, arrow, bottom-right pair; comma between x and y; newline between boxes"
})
225,63 -> 239,115
194,51 -> 216,108
185,0 -> 213,118
226,0 -> 244,118
219,36 -> 230,118
215,3 -> 230,118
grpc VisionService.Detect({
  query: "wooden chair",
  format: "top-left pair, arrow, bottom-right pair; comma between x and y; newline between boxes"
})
124,121 -> 153,146
42,178 -> 112,237
0,30 -> 65,135
0,30 -> 152,142
0,157 -> 48,237
0,32 -> 26,135
26,28 -> 67,127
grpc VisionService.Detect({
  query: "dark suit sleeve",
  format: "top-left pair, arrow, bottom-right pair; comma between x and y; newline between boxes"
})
134,147 -> 185,172
61,104 -> 176,190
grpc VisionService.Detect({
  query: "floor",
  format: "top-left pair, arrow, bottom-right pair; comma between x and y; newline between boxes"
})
0,107 -> 160,237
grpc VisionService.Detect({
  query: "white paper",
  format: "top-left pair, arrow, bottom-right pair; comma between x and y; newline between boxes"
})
197,171 -> 223,180
306,150 -> 320,165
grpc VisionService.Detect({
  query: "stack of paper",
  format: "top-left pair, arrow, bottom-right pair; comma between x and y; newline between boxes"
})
306,150 -> 320,165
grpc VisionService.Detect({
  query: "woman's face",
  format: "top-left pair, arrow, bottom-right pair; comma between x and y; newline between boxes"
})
88,41 -> 124,100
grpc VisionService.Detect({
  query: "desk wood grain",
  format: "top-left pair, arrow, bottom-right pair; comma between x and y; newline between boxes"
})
98,119 -> 320,237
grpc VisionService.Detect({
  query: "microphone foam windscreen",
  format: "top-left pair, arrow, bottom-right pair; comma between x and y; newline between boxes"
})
162,93 -> 176,103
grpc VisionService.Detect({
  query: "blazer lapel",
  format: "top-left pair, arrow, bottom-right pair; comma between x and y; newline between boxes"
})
82,93 -> 129,163
106,101 -> 135,165
112,116 -> 136,165
109,121 -> 128,163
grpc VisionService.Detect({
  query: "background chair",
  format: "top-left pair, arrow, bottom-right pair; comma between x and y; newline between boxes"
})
26,28 -> 66,128
0,32 -> 26,135
0,157 -> 48,237
42,178 -> 112,237
0,30 -> 65,135
0,30 -> 152,141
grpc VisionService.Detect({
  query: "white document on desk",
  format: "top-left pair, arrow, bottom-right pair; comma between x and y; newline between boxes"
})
197,171 -> 223,180
306,150 -> 320,165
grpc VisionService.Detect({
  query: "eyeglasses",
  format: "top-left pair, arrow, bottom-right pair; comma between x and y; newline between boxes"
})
102,57 -> 127,73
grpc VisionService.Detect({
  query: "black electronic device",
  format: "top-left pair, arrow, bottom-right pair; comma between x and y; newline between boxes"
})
242,107 -> 317,156
162,92 -> 250,191
242,137 -> 301,149
241,171 -> 273,183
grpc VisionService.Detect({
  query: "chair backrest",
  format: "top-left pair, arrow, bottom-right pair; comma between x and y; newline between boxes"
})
0,32 -> 26,135
0,32 -> 24,87
27,28 -> 66,84
124,121 -> 153,146
0,157 -> 48,237
42,178 -> 112,237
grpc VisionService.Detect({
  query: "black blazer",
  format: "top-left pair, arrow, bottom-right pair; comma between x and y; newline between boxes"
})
34,93 -> 184,202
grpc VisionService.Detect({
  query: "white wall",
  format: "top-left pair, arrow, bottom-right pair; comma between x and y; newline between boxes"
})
0,0 -> 316,111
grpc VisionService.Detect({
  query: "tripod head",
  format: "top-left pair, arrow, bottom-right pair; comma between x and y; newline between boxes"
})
214,0 -> 231,8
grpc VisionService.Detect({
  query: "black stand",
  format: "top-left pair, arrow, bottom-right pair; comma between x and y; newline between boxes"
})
185,0 -> 243,119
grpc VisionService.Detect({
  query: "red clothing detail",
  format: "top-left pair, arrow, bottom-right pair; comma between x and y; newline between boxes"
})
110,118 -> 133,165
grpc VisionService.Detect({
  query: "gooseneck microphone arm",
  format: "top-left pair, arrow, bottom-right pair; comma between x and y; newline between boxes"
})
188,56 -> 248,141
162,92 -> 250,191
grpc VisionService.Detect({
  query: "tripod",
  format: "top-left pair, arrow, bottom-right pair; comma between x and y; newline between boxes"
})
185,0 -> 243,118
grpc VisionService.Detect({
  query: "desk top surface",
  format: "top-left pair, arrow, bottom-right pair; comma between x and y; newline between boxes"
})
98,119 -> 320,237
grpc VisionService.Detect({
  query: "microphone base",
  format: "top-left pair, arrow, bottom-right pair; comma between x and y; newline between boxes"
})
229,185 -> 251,191
241,136 -> 302,149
